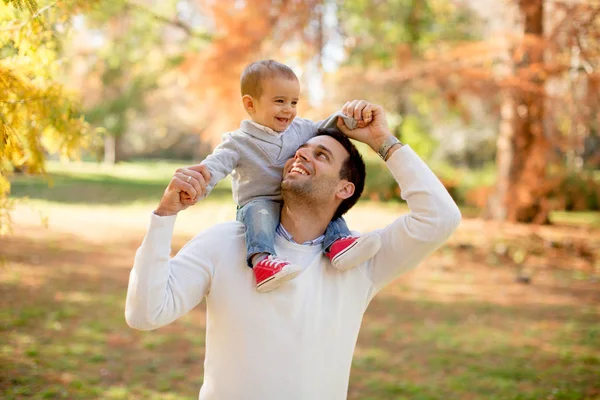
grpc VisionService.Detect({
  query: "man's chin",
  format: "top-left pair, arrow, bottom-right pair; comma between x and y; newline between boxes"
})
281,179 -> 303,193
281,179 -> 292,190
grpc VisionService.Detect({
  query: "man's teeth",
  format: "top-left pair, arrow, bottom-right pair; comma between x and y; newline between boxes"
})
291,167 -> 308,175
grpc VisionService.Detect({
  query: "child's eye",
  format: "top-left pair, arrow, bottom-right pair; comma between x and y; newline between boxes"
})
292,101 -> 298,106
275,99 -> 284,103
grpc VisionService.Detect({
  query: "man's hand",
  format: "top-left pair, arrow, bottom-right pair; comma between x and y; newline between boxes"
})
337,100 -> 394,152
154,165 -> 211,217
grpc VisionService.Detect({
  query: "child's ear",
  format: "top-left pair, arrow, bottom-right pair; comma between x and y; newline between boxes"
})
336,181 -> 355,201
242,95 -> 256,114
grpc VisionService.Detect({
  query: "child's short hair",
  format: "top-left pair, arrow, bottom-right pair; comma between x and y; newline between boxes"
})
240,60 -> 298,98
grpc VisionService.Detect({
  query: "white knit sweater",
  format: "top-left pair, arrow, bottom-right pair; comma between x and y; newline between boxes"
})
125,145 -> 461,400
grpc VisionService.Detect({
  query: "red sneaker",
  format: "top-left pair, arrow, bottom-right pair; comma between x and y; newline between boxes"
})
326,233 -> 381,271
254,256 -> 303,293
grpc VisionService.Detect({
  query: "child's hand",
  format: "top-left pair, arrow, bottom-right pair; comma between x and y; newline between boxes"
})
343,100 -> 373,129
356,109 -> 373,129
154,164 -> 211,216
337,101 -> 392,152
180,191 -> 198,206
180,164 -> 211,206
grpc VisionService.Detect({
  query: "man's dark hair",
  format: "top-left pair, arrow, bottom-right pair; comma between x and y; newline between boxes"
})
316,128 -> 366,220
240,60 -> 298,98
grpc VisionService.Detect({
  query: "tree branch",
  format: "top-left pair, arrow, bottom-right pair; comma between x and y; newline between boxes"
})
0,1 -> 56,32
123,1 -> 212,41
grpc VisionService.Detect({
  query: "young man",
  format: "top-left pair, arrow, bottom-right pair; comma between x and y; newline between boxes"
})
125,101 -> 462,399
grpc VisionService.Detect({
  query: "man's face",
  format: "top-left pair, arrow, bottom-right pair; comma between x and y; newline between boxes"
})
282,135 -> 352,202
251,76 -> 300,132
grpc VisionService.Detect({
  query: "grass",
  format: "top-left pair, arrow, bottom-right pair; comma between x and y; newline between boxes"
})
8,160 -> 233,205
11,160 -> 597,227
2,160 -> 599,399
551,211 -> 600,228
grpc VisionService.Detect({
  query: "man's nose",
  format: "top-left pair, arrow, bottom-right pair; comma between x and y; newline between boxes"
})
294,147 -> 309,161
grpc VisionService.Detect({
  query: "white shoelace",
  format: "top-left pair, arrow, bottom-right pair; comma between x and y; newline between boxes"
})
263,256 -> 288,267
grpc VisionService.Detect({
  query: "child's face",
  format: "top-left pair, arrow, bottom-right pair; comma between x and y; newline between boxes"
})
250,77 -> 300,132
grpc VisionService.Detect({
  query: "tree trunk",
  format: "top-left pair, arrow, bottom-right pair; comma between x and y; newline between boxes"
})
486,92 -> 515,220
104,135 -> 116,165
490,0 -> 550,224
104,134 -> 123,165
508,0 -> 549,224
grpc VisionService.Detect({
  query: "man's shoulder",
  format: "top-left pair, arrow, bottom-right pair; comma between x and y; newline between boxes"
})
200,220 -> 244,234
191,221 -> 245,243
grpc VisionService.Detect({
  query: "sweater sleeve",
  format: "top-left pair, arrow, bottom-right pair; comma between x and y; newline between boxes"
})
293,112 -> 358,144
316,111 -> 357,131
124,213 -> 215,331
200,133 -> 241,197
361,145 -> 462,297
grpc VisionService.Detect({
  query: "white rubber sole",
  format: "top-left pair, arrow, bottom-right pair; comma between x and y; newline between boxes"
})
331,234 -> 382,271
256,264 -> 303,293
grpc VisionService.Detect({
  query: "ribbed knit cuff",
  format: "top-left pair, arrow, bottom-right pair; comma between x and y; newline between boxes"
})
142,212 -> 177,255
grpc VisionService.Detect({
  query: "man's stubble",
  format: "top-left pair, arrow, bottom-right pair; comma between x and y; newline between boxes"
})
281,175 -> 339,211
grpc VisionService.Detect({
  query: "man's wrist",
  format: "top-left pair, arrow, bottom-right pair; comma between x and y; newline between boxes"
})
383,143 -> 403,161
154,206 -> 177,217
367,132 -> 392,152
375,136 -> 403,160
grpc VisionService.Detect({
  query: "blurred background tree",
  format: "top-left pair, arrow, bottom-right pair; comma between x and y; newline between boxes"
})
1,0 -> 94,233
2,0 -> 599,231
73,0 -> 212,163
332,0 -> 599,223
4,4 -> 599,400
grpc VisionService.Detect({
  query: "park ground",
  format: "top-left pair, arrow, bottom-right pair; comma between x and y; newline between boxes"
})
1,160 -> 599,399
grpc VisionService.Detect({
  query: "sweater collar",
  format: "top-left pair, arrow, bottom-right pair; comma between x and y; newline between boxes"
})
240,120 -> 283,145
247,120 -> 280,136
276,223 -> 325,246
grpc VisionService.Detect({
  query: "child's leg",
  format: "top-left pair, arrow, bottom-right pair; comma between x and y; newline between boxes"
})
236,199 -> 302,292
323,217 -> 351,251
236,200 -> 281,267
324,217 -> 382,271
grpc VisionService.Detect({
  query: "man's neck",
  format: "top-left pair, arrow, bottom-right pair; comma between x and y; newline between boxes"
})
279,202 -> 333,244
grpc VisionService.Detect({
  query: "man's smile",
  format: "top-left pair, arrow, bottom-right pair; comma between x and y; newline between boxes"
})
289,164 -> 310,176
286,159 -> 312,177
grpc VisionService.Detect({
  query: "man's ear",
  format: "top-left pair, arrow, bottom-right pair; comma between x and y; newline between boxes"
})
242,95 -> 256,114
336,181 -> 355,200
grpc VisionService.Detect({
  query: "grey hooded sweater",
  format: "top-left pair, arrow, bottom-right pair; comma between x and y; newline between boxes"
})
201,112 -> 357,207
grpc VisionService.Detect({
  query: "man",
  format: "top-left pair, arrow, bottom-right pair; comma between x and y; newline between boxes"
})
125,101 -> 461,399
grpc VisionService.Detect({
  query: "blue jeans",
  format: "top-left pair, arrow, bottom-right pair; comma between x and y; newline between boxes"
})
236,199 -> 352,267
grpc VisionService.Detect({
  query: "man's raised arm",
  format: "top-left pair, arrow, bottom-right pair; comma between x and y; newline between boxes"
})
337,101 -> 461,292
125,165 -> 215,330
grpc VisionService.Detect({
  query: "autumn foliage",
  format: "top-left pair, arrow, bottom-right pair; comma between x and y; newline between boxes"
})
180,0 -> 324,145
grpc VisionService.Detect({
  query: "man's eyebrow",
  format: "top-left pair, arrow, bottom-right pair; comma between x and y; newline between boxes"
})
317,144 -> 334,158
298,143 -> 334,159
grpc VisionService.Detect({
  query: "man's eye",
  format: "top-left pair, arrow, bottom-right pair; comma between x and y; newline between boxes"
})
317,152 -> 328,160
